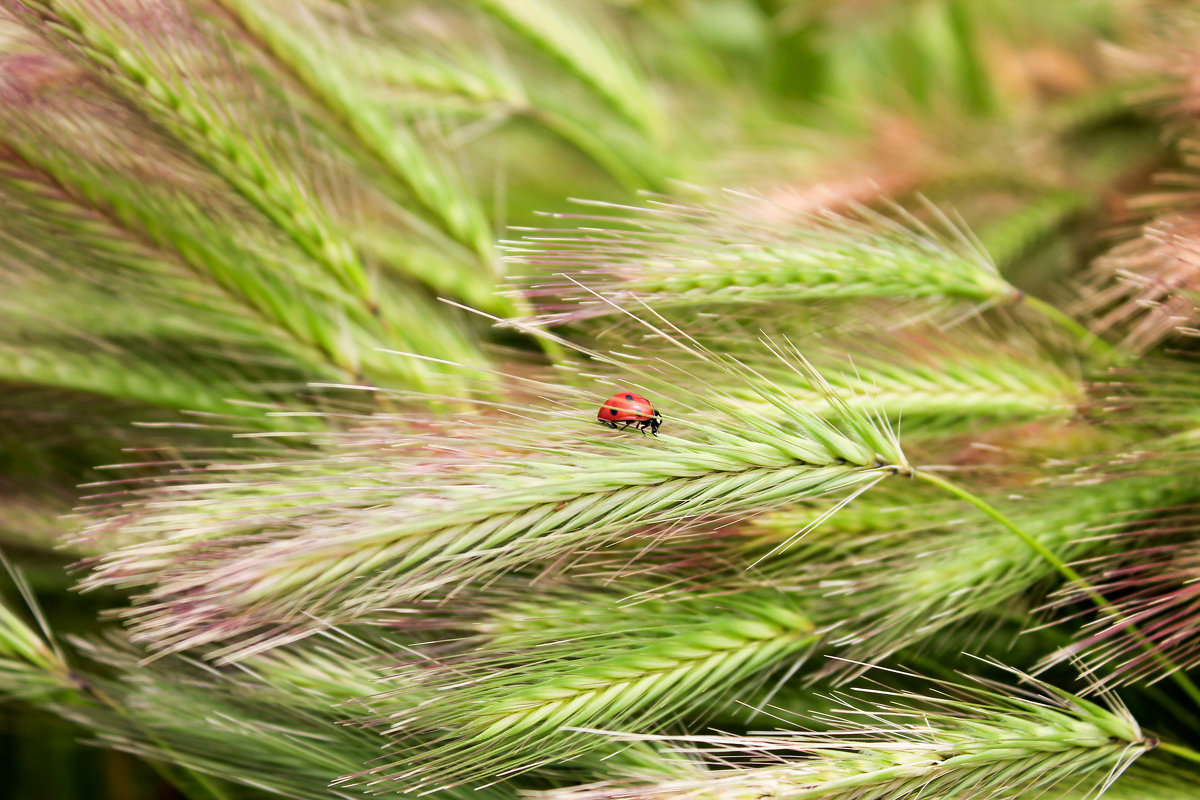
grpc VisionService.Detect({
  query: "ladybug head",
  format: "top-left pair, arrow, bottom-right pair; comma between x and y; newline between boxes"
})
648,409 -> 662,434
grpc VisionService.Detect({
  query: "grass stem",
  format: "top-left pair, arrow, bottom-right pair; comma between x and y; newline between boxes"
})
1020,294 -> 1116,361
1159,740 -> 1200,765
914,469 -> 1200,711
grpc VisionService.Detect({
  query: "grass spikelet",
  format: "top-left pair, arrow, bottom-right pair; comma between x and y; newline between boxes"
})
613,325 -> 1084,436
0,140 -> 346,415
526,669 -> 1152,800
81,326 -> 904,662
506,193 -> 1018,327
342,586 -> 818,792
0,33 -> 491,394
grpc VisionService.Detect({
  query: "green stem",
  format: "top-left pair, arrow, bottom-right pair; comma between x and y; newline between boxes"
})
914,469 -> 1200,711
915,470 -> 1090,585
1159,740 -> 1200,765
1020,294 -> 1117,361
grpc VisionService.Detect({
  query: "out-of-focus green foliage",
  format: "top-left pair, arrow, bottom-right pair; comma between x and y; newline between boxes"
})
5,1 -> 1200,799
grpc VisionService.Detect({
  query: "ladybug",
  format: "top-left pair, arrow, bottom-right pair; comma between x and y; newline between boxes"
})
597,391 -> 662,436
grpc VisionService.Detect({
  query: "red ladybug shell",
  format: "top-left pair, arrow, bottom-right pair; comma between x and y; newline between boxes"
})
598,391 -> 656,423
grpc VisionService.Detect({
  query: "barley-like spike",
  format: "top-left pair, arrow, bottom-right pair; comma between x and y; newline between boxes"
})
525,669 -> 1152,800
474,0 -> 663,142
343,588 -> 818,791
47,632 -> 512,800
506,194 -> 1016,327
82,333 -> 905,662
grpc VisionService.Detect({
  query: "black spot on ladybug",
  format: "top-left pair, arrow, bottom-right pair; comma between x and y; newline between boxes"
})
609,408 -> 618,416
625,394 -> 633,400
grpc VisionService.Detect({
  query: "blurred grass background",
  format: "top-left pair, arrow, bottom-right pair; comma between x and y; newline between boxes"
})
1,0 -> 1196,797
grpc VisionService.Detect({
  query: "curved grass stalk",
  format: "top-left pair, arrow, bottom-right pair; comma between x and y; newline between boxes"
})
914,470 -> 1200,709
1036,505 -> 1200,691
915,470 -> 1093,586
820,470 -> 1200,684
1021,293 -> 1115,360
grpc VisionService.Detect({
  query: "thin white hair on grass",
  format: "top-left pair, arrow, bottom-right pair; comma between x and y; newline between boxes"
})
761,334 -> 905,461
913,193 -> 999,273
628,289 -> 905,462
561,272 -> 714,366
1023,497 -> 1200,685
749,473 -> 890,568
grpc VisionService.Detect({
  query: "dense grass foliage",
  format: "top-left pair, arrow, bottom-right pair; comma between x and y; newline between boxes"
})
4,2 -> 1200,799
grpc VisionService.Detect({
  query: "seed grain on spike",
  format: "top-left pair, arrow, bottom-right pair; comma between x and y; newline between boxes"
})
596,391 -> 662,436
